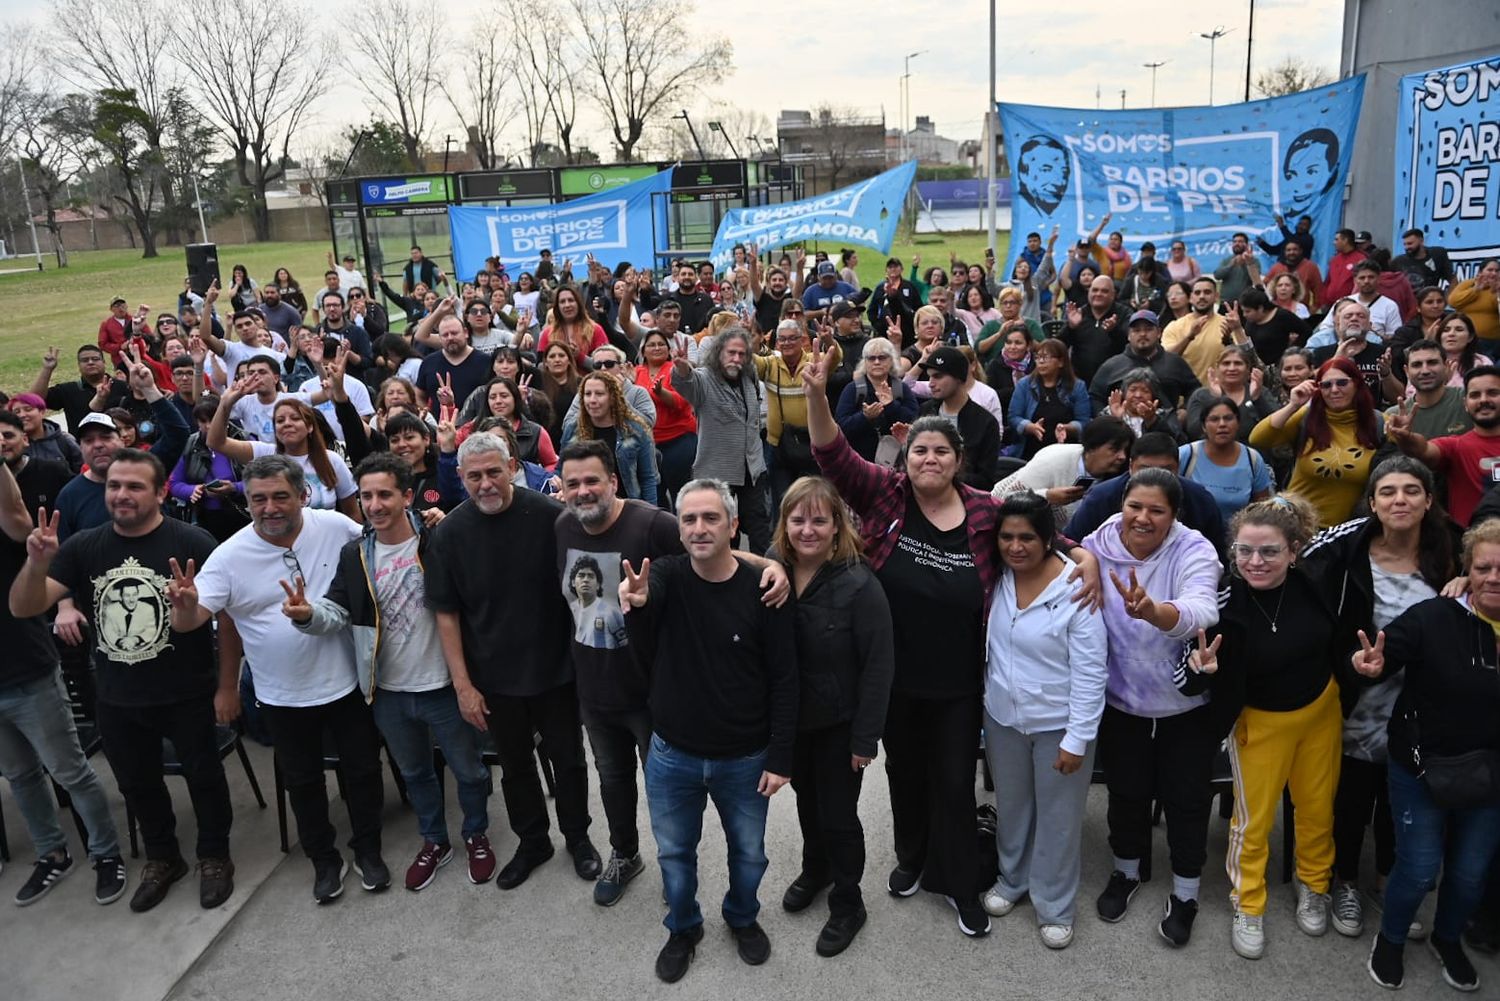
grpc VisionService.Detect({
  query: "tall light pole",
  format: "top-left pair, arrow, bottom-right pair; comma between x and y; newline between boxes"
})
986,2 -> 996,252
902,50 -> 925,162
1143,60 -> 1169,107
189,168 -> 209,243
1200,26 -> 1233,105
708,122 -> 740,159
15,156 -> 43,270
672,110 -> 705,159
1244,0 -> 1256,101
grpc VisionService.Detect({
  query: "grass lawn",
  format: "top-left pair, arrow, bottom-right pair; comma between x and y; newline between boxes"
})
0,230 -> 1008,395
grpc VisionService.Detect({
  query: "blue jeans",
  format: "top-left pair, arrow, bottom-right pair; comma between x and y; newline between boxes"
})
1381,761 -> 1500,944
645,733 -> 769,934
371,687 -> 490,846
0,669 -> 121,860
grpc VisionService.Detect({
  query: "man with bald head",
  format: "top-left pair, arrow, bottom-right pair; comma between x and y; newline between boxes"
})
1059,275 -> 1130,383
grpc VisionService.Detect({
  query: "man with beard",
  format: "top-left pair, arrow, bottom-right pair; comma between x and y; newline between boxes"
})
171,454 -> 388,904
750,256 -> 803,338
1089,311 -> 1202,416
1384,340 -> 1471,440
416,307 -> 493,420
1387,366 -> 1500,526
1265,240 -> 1326,312
1212,233 -> 1263,304
8,448 -> 235,913
425,432 -> 601,891
313,292 -> 374,385
665,263 -> 716,336
31,345 -> 130,433
259,283 -> 304,337
1163,277 -> 1253,386
0,412 -> 72,517
1310,301 -> 1387,400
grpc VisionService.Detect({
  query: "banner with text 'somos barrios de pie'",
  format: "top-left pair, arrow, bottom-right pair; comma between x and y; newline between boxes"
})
1395,54 -> 1500,278
998,78 -> 1365,280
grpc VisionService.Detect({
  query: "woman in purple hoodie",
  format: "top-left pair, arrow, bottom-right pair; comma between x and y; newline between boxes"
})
1081,467 -> 1222,947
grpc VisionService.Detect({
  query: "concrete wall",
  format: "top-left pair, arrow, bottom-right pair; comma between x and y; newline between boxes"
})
26,205 -> 332,255
1340,0 -> 1500,242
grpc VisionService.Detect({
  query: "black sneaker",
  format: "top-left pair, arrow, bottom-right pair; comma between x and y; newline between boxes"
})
1368,932 -> 1404,989
94,855 -> 127,905
1096,870 -> 1140,923
313,855 -> 349,905
353,853 -> 391,892
197,857 -> 234,909
497,842 -> 555,890
816,907 -> 868,957
782,872 -> 832,913
655,924 -> 704,983
886,865 -> 922,898
568,838 -> 602,881
1158,894 -> 1199,947
14,852 -> 73,906
594,851 -> 644,907
129,856 -> 189,912
1465,909 -> 1500,955
731,920 -> 772,964
1428,936 -> 1480,992
949,895 -> 992,938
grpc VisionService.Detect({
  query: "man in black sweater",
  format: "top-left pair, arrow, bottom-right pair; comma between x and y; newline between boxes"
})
622,478 -> 798,984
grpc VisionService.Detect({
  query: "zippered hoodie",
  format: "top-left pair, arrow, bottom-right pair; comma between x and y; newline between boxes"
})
984,555 -> 1109,755
1083,516 -> 1221,719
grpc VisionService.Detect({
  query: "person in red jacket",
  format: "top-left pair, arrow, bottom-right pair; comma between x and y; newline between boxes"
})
98,297 -> 151,364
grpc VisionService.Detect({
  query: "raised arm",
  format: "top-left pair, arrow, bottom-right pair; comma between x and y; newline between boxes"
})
208,380 -> 259,465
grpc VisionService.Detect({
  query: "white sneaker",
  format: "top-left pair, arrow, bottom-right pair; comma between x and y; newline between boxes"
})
1232,911 -> 1266,959
1295,878 -> 1330,937
1331,881 -> 1364,937
981,880 -> 1019,917
1039,924 -> 1073,949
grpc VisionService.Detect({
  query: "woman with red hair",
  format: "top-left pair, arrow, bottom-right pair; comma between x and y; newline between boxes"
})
1249,355 -> 1383,525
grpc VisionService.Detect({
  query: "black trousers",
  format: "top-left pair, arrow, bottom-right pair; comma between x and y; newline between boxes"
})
731,475 -> 773,557
581,704 -> 652,858
883,691 -> 981,898
1333,755 -> 1395,881
483,681 -> 592,852
1099,703 -> 1216,879
262,689 -> 384,863
792,722 -> 867,916
97,696 -> 233,862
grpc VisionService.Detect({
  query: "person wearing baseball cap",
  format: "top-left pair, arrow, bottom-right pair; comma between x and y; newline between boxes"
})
1088,310 -> 1202,416
916,346 -> 1001,489
99,297 -> 150,366
802,260 -> 857,323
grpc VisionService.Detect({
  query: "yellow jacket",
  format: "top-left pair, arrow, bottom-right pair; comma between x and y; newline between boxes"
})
754,344 -> 841,445
1450,279 -> 1500,345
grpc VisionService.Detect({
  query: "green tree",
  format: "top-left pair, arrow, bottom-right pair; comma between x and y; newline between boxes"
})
92,87 -> 166,258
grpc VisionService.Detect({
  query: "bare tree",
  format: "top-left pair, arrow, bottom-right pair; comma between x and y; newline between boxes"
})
442,22 -> 511,170
345,0 -> 441,170
572,0 -> 732,162
169,0 -> 328,241
1253,56 -> 1334,99
15,89 -> 90,265
652,103 -> 770,161
505,0 -> 583,164
0,22 -> 40,160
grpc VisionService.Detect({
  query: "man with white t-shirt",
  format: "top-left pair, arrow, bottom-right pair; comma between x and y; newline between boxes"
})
296,346 -> 374,444
198,287 -> 287,388
168,454 -> 389,905
228,355 -> 319,444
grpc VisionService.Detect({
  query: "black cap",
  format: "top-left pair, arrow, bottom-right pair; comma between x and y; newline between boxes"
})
831,301 -> 860,320
1355,230 -> 1374,244
926,346 -> 968,379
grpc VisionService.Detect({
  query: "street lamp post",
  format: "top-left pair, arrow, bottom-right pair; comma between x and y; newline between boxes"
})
189,167 -> 209,243
708,121 -> 740,159
672,110 -> 706,160
902,50 -> 925,163
1143,60 -> 1169,107
1200,26 -> 1233,105
1244,0 -> 1256,101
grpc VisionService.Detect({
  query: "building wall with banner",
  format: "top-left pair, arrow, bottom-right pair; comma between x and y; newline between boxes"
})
1340,0 -> 1500,258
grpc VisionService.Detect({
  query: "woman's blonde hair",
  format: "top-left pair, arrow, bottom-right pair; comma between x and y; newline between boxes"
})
1462,518 -> 1500,571
771,477 -> 864,567
1227,492 -> 1319,555
914,304 -> 944,334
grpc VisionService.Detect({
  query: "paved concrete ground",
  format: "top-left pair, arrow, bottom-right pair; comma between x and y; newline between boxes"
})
2,738 -> 1491,1001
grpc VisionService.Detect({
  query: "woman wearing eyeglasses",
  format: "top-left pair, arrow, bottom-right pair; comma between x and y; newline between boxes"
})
1250,356 -> 1383,527
1178,495 -> 1347,960
833,336 -> 919,461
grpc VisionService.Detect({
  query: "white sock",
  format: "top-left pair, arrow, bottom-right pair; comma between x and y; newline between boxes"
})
1173,874 -> 1200,902
1114,856 -> 1140,880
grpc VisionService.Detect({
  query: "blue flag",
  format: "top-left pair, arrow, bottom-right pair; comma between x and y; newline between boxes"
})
709,161 -> 917,271
448,170 -> 671,279
998,79 -> 1365,280
1395,54 -> 1500,278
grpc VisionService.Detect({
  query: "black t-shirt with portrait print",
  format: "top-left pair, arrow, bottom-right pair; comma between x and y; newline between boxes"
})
47,517 -> 218,707
554,499 -> 683,714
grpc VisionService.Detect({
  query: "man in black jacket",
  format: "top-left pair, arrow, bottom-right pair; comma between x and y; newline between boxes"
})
918,347 -> 1002,489
1391,228 -> 1454,293
1088,311 -> 1202,416
1060,276 -> 1131,383
866,257 -> 921,344
665,263 -> 716,335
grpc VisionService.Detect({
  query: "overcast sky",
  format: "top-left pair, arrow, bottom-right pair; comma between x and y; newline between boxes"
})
2,0 -> 1347,160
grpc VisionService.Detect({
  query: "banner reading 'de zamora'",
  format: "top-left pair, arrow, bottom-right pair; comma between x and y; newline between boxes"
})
448,170 -> 671,279
998,79 -> 1365,281
709,161 -> 917,272
1395,54 -> 1500,278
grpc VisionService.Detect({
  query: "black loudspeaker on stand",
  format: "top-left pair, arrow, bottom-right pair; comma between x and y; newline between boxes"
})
186,243 -> 221,296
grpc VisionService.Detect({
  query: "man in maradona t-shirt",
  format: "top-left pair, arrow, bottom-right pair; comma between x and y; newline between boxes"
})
8,448 -> 235,914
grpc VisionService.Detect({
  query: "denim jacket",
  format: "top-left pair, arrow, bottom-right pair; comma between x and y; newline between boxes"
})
560,421 -> 660,505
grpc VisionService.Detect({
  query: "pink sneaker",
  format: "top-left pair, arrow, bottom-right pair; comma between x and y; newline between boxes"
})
466,834 -> 497,884
405,841 -> 453,891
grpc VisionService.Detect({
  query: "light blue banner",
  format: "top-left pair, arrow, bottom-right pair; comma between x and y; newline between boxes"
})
448,170 -> 671,278
709,161 -> 917,271
998,78 -> 1364,280
1395,54 -> 1500,278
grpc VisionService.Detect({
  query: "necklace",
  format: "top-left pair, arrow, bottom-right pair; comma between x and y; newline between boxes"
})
1247,584 -> 1287,633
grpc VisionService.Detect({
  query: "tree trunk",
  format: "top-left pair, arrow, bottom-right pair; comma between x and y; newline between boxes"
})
251,188 -> 271,242
41,199 -> 67,267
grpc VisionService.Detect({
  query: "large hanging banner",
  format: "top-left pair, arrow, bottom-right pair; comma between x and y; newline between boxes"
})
448,169 -> 671,278
1395,54 -> 1500,278
709,161 -> 917,271
998,78 -> 1365,279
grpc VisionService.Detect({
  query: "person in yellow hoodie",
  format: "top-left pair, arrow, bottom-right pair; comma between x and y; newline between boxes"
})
757,315 -> 842,508
1249,355 -> 1384,526
1449,258 -> 1500,350
1163,277 -> 1255,386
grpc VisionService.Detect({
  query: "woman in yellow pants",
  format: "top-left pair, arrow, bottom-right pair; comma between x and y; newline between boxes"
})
1176,495 -> 1351,959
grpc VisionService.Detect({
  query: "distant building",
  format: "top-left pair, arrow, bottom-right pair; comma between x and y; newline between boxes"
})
776,108 -> 887,192
887,116 -> 963,165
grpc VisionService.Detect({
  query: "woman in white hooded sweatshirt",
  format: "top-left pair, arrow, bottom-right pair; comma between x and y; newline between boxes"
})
1082,467 -> 1221,948
980,491 -> 1108,950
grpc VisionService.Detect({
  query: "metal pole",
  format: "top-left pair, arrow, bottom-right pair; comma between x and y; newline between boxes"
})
1200,27 -> 1231,105
1244,0 -> 1256,101
1144,61 -> 1168,108
986,0 -> 996,253
190,168 -> 208,243
16,156 -> 43,270
903,51 -> 925,165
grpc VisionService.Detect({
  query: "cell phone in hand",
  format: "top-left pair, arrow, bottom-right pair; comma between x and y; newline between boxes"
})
204,479 -> 228,491
1072,475 -> 1096,490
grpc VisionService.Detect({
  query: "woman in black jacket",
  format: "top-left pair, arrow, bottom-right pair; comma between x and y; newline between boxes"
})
1352,518 -> 1500,993
772,475 -> 894,958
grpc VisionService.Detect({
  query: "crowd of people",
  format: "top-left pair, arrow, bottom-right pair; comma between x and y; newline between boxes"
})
2,226 -> 1499,991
